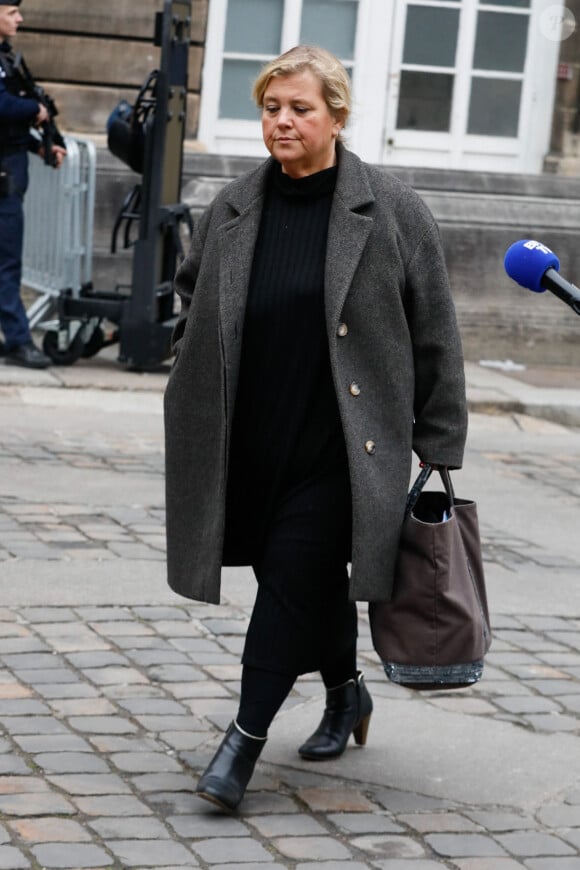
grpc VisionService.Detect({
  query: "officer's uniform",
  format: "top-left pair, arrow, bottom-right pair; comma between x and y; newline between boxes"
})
0,0 -> 49,366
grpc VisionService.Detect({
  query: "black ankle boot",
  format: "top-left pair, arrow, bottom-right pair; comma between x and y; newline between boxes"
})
298,671 -> 372,761
195,720 -> 266,811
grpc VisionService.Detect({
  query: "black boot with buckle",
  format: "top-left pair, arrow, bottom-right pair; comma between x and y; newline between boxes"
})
298,671 -> 373,760
195,720 -> 267,812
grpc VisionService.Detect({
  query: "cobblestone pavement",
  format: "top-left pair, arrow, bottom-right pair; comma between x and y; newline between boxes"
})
1,433 -> 578,573
0,601 -> 580,870
0,430 -> 164,565
1,423 -> 580,868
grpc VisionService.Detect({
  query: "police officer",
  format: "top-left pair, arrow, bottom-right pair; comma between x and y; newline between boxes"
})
0,0 -> 66,368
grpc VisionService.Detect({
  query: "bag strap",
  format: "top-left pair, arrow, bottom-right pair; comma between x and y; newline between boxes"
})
405,464 -> 455,518
439,467 -> 456,503
405,464 -> 432,518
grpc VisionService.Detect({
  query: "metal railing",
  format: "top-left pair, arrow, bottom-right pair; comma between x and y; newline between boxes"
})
22,136 -> 96,328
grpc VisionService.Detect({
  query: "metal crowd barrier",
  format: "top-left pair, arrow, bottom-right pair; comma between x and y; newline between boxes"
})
22,135 -> 96,329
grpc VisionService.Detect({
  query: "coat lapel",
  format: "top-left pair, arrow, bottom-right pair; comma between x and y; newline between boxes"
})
216,149 -> 375,411
217,160 -> 272,414
325,147 -> 375,331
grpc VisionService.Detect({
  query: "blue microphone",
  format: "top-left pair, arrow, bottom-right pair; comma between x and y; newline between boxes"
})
504,239 -> 580,315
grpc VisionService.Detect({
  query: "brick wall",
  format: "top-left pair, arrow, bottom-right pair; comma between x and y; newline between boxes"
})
16,0 -> 208,140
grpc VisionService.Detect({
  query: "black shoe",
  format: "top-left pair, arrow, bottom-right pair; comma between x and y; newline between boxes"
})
4,341 -> 50,369
195,720 -> 266,812
298,670 -> 373,761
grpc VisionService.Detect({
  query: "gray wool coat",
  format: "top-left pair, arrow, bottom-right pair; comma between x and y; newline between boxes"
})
164,144 -> 467,605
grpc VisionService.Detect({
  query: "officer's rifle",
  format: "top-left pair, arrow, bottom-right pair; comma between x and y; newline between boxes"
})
13,52 -> 66,166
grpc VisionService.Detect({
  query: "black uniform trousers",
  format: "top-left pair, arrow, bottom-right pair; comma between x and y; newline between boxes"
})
0,151 -> 32,350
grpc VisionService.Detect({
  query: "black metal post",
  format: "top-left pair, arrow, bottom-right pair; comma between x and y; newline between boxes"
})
118,0 -> 191,369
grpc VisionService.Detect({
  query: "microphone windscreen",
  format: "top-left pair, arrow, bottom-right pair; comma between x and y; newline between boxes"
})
504,240 -> 560,293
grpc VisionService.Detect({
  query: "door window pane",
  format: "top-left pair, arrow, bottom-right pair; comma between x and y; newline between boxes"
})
403,6 -> 460,67
473,12 -> 529,72
300,0 -> 358,60
220,60 -> 263,119
483,0 -> 529,6
468,77 -> 522,136
397,71 -> 454,131
225,0 -> 283,54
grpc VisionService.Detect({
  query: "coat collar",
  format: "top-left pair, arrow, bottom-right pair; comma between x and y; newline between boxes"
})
334,142 -> 375,211
325,144 -> 375,330
222,157 -> 273,217
218,144 -> 376,376
221,143 -> 375,216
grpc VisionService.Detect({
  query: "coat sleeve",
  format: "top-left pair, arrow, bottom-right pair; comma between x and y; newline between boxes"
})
404,221 -> 468,469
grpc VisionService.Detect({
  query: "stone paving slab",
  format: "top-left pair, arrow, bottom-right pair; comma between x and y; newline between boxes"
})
0,601 -> 578,868
1,388 -> 580,866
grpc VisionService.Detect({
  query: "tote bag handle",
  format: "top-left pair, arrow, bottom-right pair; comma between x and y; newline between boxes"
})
405,464 -> 456,519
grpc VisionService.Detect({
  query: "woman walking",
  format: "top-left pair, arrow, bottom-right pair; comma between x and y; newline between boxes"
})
164,44 -> 467,812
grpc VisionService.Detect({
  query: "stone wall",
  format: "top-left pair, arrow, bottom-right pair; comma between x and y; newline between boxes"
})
18,0 -> 208,140
17,0 -> 580,176
16,2 -> 580,364
91,148 -> 580,366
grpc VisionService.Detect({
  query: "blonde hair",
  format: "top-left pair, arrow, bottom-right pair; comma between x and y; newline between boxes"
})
252,45 -> 351,134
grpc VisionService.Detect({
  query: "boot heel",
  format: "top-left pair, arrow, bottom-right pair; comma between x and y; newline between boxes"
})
353,713 -> 371,746
298,671 -> 373,760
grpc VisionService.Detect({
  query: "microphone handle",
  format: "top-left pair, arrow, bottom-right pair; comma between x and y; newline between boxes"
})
543,268 -> 580,316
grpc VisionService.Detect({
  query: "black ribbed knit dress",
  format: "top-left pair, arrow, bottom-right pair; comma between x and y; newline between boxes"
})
224,159 -> 357,676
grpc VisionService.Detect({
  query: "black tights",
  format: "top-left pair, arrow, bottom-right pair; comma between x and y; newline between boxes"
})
236,641 -> 357,738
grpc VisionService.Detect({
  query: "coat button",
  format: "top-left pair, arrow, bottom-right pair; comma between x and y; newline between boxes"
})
364,440 -> 376,455
337,322 -> 348,337
349,382 -> 361,397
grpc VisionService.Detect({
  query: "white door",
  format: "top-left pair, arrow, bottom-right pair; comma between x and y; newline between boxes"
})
199,0 -> 562,173
382,0 -> 562,173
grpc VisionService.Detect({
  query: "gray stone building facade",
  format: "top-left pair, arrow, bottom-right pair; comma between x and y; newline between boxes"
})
19,0 -> 580,175
19,0 -> 207,140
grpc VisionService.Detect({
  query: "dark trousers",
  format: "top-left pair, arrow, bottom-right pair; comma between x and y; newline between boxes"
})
0,151 -> 31,350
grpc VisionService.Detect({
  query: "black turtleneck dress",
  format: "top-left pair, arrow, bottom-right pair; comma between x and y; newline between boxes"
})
224,161 -> 357,676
